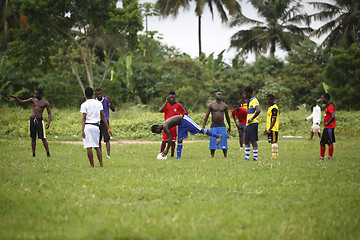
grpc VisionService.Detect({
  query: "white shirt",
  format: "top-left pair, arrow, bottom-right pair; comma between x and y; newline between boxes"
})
306,105 -> 321,125
80,99 -> 103,124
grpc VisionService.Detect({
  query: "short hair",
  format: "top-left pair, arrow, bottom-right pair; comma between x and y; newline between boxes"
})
151,125 -> 160,133
267,94 -> 275,100
169,91 -> 176,95
244,86 -> 253,94
95,88 -> 102,92
85,87 -> 94,98
312,100 -> 317,104
36,88 -> 43,94
323,93 -> 330,100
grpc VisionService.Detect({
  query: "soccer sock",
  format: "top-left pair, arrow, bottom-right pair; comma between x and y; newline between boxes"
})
202,129 -> 220,138
253,147 -> 258,161
272,143 -> 278,158
328,145 -> 334,157
245,145 -> 250,160
160,142 -> 166,152
176,143 -> 183,159
171,142 -> 176,157
320,145 -> 325,158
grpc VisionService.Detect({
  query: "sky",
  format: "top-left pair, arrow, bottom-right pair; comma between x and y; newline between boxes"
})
139,0 -> 329,63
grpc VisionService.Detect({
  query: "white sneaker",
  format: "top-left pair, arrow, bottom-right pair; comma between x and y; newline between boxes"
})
107,155 -> 111,159
240,147 -> 243,151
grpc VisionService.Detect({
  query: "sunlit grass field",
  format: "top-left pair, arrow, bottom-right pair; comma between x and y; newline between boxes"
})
1,137 -> 359,239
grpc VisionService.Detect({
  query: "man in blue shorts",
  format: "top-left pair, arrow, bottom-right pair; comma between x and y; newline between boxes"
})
202,92 -> 231,158
151,115 -> 222,159
244,86 -> 261,161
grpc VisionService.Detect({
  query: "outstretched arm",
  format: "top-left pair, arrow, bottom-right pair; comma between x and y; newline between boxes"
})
7,95 -> 33,105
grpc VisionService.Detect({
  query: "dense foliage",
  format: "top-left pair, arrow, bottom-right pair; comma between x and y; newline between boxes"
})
1,0 -> 359,110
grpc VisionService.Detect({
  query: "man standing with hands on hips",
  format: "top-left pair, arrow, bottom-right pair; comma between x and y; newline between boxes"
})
95,88 -> 115,159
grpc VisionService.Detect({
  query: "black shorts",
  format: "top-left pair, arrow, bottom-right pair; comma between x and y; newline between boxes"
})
29,117 -> 46,139
100,120 -> 110,142
245,123 -> 258,142
267,131 -> 278,143
321,128 -> 335,145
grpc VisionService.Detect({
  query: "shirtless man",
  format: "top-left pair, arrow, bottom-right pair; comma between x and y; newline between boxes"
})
151,115 -> 222,159
202,92 -> 231,157
8,88 -> 52,157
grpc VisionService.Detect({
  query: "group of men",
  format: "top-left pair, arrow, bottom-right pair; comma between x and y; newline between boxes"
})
152,86 -> 279,161
8,86 -> 336,166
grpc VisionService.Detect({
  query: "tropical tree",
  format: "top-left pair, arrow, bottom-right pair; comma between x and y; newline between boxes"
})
309,0 -> 360,49
8,0 -> 143,97
229,0 -> 313,56
156,0 -> 241,58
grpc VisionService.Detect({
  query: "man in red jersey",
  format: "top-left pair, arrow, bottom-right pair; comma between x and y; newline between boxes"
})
159,91 -> 188,158
320,93 -> 336,160
231,102 -> 247,151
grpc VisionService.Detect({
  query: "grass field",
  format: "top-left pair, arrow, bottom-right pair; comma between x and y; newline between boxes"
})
1,137 -> 359,239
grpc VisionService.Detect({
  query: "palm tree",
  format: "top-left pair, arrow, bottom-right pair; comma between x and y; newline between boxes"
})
229,0 -> 313,56
309,0 -> 360,49
156,0 -> 242,58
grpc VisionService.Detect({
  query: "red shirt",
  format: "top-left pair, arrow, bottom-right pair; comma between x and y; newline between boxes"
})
162,102 -> 187,120
232,107 -> 247,124
324,103 -> 336,129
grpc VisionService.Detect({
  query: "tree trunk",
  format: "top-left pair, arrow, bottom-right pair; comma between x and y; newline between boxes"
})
198,15 -> 202,58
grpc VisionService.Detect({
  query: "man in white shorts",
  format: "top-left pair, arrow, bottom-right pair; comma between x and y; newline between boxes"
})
305,100 -> 321,140
81,87 -> 113,167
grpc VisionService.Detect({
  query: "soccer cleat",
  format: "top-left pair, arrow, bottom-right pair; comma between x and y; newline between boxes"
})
320,157 -> 324,160
107,155 -> 111,159
240,147 -> 243,151
252,158 -> 258,161
328,156 -> 332,160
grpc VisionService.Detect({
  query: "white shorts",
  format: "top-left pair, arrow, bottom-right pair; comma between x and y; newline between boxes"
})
311,123 -> 321,133
83,125 -> 100,148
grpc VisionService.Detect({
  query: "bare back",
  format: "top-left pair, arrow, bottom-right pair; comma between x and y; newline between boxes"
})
162,115 -> 183,130
31,98 -> 50,118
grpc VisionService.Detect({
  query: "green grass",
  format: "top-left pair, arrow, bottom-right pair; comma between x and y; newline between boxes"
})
1,137 -> 359,239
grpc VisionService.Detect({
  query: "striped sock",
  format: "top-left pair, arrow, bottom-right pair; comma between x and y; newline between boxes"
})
245,145 -> 250,160
203,129 -> 220,138
171,142 -> 176,157
161,142 -> 166,152
253,147 -> 258,161
272,143 -> 278,158
177,143 -> 183,159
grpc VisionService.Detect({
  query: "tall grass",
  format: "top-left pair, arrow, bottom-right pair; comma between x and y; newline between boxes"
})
1,106 -> 359,141
0,137 -> 359,239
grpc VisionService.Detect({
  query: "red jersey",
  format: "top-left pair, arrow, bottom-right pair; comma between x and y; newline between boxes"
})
162,102 -> 187,120
232,107 -> 247,124
324,103 -> 336,129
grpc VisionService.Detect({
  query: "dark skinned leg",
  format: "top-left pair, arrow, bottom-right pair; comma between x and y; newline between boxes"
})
31,138 -> 36,156
95,147 -> 103,167
87,148 -> 94,167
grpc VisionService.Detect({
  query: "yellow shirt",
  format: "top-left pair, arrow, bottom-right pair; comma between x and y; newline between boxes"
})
240,102 -> 248,112
266,103 -> 279,131
247,96 -> 260,126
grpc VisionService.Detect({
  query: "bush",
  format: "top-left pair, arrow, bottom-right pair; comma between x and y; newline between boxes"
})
1,106 -> 359,140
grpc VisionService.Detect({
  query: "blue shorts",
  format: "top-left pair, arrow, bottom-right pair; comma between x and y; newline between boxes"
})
209,126 -> 229,150
245,123 -> 258,142
177,115 -> 202,140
